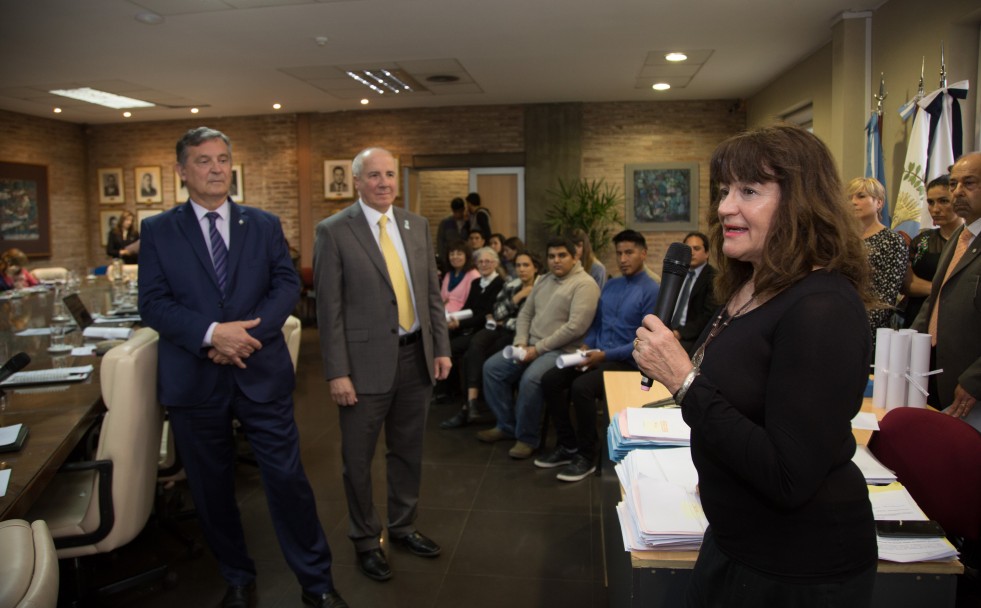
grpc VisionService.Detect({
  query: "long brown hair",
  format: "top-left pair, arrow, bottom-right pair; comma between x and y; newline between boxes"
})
708,124 -> 871,304
113,210 -> 139,239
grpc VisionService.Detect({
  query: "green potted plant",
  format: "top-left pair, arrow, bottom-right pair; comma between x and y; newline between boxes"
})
543,178 -> 624,254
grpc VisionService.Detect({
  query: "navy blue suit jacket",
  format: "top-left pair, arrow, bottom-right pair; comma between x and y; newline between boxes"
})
138,200 -> 300,407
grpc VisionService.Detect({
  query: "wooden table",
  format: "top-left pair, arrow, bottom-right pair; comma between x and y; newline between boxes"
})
0,283 -> 109,520
601,371 -> 963,608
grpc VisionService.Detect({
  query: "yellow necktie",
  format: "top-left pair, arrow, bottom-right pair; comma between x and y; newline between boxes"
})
378,215 -> 416,331
928,227 -> 973,345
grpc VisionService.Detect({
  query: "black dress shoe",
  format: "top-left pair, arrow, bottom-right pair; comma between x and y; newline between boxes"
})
357,548 -> 393,581
301,589 -> 349,608
221,582 -> 255,608
394,531 -> 441,557
440,406 -> 468,429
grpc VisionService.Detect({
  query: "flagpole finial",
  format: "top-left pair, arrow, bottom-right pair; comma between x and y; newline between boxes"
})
875,73 -> 887,114
918,57 -> 925,98
939,42 -> 947,89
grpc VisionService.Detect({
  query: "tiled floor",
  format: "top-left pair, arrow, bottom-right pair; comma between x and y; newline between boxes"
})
81,328 -> 610,608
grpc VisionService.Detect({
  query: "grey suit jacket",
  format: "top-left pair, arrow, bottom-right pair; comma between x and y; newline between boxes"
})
314,202 -> 450,394
912,224 -> 981,406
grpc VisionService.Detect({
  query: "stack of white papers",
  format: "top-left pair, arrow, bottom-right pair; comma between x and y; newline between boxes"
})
869,483 -> 958,563
615,448 -> 706,552
607,408 -> 691,462
852,445 -> 897,484
82,326 -> 133,340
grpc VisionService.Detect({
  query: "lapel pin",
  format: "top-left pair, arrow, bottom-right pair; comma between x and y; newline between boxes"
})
239,219 -> 244,225
404,220 -> 410,230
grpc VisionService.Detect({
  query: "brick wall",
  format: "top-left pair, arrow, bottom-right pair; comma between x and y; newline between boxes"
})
1,101 -> 744,274
582,100 -> 746,270
0,110 -> 87,273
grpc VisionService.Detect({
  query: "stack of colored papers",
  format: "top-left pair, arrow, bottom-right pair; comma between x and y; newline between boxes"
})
615,447 -> 706,552
607,407 -> 691,462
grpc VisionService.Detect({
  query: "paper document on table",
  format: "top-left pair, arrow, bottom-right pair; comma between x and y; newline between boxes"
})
15,328 -> 52,336
631,478 -> 707,536
850,411 -> 880,431
623,407 -> 690,443
868,483 -> 928,521
0,424 -> 23,446
852,445 -> 896,484
0,468 -> 9,497
82,326 -> 133,340
616,447 -> 699,493
877,535 -> 958,562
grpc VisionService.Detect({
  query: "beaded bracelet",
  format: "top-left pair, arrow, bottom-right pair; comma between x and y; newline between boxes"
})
673,367 -> 699,404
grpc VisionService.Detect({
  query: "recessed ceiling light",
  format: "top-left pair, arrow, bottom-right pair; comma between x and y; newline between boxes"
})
190,108 -> 199,114
652,83 -> 671,91
665,52 -> 688,62
122,111 -> 132,118
50,87 -> 154,109
360,99 -> 370,105
315,36 -> 328,46
135,12 -> 164,25
272,103 -> 282,110
347,70 -> 414,95
53,107 -> 62,114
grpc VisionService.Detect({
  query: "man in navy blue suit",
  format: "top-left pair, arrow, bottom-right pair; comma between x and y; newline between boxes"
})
139,127 -> 347,608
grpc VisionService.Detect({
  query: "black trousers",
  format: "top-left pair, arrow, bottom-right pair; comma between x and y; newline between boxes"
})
461,327 -> 514,392
686,528 -> 876,608
539,360 -> 634,461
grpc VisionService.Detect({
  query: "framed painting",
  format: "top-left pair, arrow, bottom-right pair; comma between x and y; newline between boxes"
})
324,160 -> 353,200
624,162 -> 699,232
174,170 -> 188,203
135,166 -> 163,203
98,167 -> 124,204
230,164 -> 244,203
99,210 -> 120,247
0,161 -> 51,256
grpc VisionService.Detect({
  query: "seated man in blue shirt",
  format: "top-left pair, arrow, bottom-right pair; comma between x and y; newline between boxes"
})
536,230 -> 659,481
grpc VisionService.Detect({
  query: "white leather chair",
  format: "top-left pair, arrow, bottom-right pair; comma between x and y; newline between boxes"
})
30,267 -> 69,283
27,328 -> 169,598
0,519 -> 59,608
282,314 -> 302,371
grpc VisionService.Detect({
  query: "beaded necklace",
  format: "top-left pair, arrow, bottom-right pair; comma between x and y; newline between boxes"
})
690,291 -> 756,370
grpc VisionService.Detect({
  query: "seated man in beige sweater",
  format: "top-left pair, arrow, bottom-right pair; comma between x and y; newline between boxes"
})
477,236 -> 600,459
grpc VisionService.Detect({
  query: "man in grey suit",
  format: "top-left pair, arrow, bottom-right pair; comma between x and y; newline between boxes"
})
314,147 -> 452,582
913,151 -> 981,432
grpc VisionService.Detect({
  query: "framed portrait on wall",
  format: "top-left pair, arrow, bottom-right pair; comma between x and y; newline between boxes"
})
324,160 -> 353,200
174,170 -> 188,203
99,210 -> 121,246
624,162 -> 699,232
98,167 -> 124,204
0,161 -> 51,256
135,166 -> 163,203
137,208 -> 162,227
230,164 -> 244,203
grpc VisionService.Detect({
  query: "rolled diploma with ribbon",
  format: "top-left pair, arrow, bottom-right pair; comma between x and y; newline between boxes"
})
872,328 -> 892,409
447,309 -> 473,321
906,333 -> 932,408
885,331 -> 911,411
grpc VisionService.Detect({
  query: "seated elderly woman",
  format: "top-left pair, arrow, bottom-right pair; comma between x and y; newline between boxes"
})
436,247 -> 505,412
441,250 -> 542,429
847,176 -> 908,341
0,248 -> 39,289
633,125 -> 877,607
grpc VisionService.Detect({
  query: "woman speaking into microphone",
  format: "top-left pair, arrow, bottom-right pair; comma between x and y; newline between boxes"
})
633,124 -> 877,607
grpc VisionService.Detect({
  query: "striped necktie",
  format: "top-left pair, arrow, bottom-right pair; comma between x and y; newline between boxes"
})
928,227 -> 973,345
378,215 -> 416,331
205,211 -> 228,292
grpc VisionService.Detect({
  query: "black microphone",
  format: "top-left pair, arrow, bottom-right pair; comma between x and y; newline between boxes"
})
641,243 -> 692,390
0,352 -> 31,385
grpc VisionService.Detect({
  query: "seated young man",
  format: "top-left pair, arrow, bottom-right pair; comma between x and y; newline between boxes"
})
478,236 -> 600,459
535,230 -> 659,481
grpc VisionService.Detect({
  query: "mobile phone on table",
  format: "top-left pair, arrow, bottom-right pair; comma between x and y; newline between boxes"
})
874,520 -> 945,538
